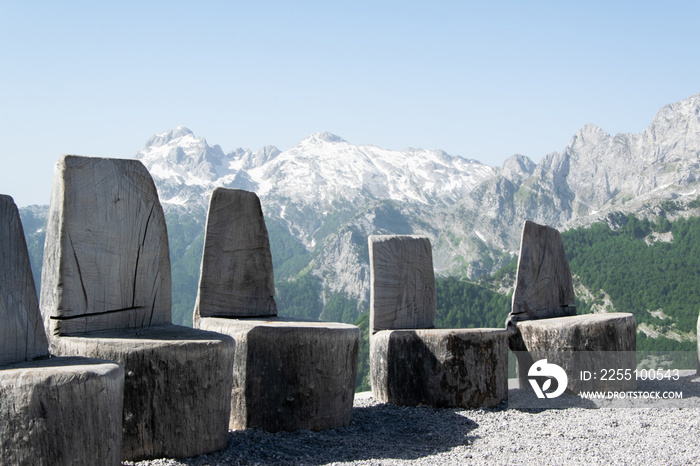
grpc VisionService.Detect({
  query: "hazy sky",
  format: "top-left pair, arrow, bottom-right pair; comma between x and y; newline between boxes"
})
2,1 -> 699,206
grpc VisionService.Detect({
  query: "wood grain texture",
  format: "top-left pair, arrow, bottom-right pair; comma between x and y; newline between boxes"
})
194,188 -> 360,432
370,328 -> 508,408
515,313 -> 637,393
50,324 -> 235,461
0,195 -> 49,365
0,357 -> 124,466
40,155 -> 171,336
369,235 -> 436,333
194,187 -> 276,318
39,157 -> 235,459
509,220 -> 576,325
196,317 -> 358,432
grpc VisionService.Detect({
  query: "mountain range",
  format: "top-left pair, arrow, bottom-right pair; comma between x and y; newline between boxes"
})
20,93 -> 700,325
131,94 -> 700,319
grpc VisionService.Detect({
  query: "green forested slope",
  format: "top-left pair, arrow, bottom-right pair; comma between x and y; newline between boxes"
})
562,214 -> 700,351
434,277 -> 511,329
564,216 -> 700,332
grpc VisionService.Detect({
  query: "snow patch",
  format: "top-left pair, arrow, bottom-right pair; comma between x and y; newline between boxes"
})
474,230 -> 487,243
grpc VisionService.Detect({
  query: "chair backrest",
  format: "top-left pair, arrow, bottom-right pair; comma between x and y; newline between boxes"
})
0,195 -> 49,365
369,235 -> 435,334
194,187 -> 277,318
509,220 -> 576,324
40,155 -> 172,336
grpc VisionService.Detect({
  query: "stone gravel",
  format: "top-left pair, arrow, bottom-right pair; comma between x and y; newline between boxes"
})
125,372 -> 700,466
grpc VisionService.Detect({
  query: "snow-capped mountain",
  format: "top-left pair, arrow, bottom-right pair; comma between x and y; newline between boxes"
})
136,128 -> 494,209
135,126 -> 497,261
132,93 -> 700,321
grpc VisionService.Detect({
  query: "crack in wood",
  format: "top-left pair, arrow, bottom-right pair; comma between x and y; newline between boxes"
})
50,306 -> 145,321
142,204 -> 155,247
132,243 -> 141,309
147,288 -> 157,328
68,232 -> 89,309
534,225 -> 548,284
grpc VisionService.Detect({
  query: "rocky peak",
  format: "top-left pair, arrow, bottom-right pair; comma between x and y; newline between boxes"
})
501,154 -> 536,183
143,126 -> 195,149
229,145 -> 282,171
136,127 -> 232,187
566,124 -> 611,153
645,93 -> 700,161
256,146 -> 282,165
650,93 -> 700,132
301,132 -> 348,145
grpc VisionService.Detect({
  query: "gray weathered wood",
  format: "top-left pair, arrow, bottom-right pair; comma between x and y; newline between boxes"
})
508,220 -> 576,325
50,325 -> 235,461
0,194 -> 49,365
39,155 -> 235,460
369,235 -> 435,333
506,220 -> 637,394
41,155 -> 171,336
196,317 -> 358,432
194,187 -> 360,432
1,194 -> 125,466
0,357 -> 124,466
368,234 -> 507,408
516,313 -> 637,393
194,187 -> 276,318
370,328 -> 508,408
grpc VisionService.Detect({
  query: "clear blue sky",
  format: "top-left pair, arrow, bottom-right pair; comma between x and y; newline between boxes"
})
2,1 -> 699,206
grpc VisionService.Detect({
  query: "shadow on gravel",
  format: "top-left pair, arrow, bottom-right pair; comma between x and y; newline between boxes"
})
131,375 -> 700,465
509,388 -> 599,411
168,402 -> 480,465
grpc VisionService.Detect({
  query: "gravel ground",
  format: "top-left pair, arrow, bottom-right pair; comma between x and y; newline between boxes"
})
126,372 -> 700,466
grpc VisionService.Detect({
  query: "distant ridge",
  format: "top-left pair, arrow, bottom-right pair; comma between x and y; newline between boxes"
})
131,94 -> 700,313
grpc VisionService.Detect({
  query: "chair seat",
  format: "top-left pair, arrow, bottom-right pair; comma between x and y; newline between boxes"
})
50,324 -> 235,461
370,328 -> 508,408
515,312 -> 637,393
0,357 -> 124,466
196,316 -> 359,432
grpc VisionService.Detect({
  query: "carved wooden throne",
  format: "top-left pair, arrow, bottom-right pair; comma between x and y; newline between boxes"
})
0,194 -> 124,466
368,235 -> 508,408
39,155 -> 235,461
193,187 -> 359,432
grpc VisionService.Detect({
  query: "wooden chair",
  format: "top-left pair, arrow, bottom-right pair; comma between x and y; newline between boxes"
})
507,220 -> 636,393
39,155 -> 235,461
193,187 -> 359,432
0,194 -> 124,466
369,235 -> 508,408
